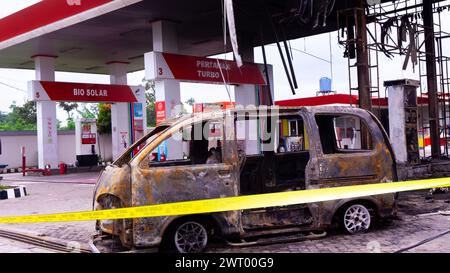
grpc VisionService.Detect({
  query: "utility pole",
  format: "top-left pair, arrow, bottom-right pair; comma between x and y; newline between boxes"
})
355,0 -> 372,112
423,0 -> 440,159
354,0 -> 372,149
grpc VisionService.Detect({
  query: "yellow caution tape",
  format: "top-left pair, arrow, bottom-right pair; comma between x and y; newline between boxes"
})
1,177 -> 450,223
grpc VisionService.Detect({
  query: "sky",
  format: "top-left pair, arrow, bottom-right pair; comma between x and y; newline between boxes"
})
0,1 -> 449,122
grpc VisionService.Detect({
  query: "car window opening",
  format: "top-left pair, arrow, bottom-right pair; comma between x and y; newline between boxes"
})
142,120 -> 224,168
238,114 -> 310,196
315,114 -> 373,154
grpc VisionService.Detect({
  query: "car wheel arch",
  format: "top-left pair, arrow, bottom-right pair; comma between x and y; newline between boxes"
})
159,214 -> 222,249
95,193 -> 124,209
332,198 -> 379,224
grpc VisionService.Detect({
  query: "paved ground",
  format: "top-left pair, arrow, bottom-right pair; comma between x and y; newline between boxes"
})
0,173 -> 96,247
209,205 -> 450,253
208,192 -> 450,253
0,237 -> 54,253
0,172 -> 449,253
1,172 -> 98,184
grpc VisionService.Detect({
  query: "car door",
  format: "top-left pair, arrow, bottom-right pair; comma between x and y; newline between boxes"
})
312,110 -> 395,188
240,110 -> 315,230
130,114 -> 240,247
304,109 -> 396,229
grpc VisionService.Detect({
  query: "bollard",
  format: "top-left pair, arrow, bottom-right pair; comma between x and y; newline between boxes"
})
59,162 -> 67,175
44,164 -> 52,176
21,146 -> 26,176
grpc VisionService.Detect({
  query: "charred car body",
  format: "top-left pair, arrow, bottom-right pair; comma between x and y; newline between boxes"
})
93,106 -> 397,253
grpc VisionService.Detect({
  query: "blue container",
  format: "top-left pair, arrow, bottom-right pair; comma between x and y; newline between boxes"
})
320,77 -> 332,92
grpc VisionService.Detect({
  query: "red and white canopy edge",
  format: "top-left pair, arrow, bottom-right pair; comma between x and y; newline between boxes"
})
0,0 -> 143,51
28,80 -> 145,103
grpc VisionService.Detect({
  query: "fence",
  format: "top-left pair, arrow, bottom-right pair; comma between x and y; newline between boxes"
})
0,130 -> 112,169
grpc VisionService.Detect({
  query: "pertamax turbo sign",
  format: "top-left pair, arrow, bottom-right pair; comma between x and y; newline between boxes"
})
145,52 -> 267,85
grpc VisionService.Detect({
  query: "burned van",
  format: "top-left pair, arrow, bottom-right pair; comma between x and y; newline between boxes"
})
93,106 -> 397,253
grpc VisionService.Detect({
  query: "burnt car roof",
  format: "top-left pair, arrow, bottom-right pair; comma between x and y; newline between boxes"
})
154,106 -> 370,130
200,105 -> 368,117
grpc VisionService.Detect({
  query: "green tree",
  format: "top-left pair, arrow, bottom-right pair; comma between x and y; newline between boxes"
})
0,101 -> 37,130
97,103 -> 112,134
59,102 -> 78,119
185,97 -> 196,107
184,97 -> 196,114
144,78 -> 156,127
66,118 -> 76,130
0,111 -> 7,123
11,101 -> 36,125
77,103 -> 97,119
58,102 -> 78,130
75,103 -> 111,134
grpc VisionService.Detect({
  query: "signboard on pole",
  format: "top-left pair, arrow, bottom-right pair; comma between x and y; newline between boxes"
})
81,123 -> 96,145
145,52 -> 267,85
156,101 -> 166,125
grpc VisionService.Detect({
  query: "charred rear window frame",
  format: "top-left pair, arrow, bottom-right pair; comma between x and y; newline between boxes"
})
314,113 -> 376,155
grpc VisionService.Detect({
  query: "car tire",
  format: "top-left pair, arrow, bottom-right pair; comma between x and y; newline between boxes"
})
163,220 -> 209,253
341,203 -> 372,234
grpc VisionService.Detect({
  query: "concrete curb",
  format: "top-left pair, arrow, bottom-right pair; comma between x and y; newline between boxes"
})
1,167 -> 27,174
1,177 -> 96,185
0,186 -> 27,200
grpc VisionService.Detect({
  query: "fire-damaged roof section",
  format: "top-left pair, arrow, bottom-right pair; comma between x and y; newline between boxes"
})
0,0 -> 416,74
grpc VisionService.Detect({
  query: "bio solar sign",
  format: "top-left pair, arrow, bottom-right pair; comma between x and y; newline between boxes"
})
28,81 -> 145,103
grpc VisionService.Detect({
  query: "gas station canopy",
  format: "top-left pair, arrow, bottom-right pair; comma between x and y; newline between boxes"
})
0,0 -> 368,74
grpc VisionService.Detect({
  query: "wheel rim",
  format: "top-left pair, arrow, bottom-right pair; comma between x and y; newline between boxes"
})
343,204 -> 371,234
174,222 -> 208,253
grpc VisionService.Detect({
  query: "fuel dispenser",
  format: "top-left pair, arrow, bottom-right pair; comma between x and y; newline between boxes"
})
385,79 -> 420,164
75,118 -> 99,167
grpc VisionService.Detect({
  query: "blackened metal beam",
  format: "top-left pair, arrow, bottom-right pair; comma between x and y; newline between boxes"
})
262,0 -> 296,95
423,0 -> 441,159
281,28 -> 298,89
355,0 -> 371,112
260,26 -> 274,105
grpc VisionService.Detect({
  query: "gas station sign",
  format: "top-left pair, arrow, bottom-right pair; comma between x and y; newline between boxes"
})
156,101 -> 166,125
75,118 -> 99,167
193,102 -> 235,113
145,52 -> 267,85
28,81 -> 145,103
81,123 -> 96,145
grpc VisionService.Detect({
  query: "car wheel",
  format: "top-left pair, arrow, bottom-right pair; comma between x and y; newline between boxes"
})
167,221 -> 209,253
342,204 -> 372,234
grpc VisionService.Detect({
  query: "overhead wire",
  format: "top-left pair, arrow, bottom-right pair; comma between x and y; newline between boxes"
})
0,80 -> 27,93
218,0 -> 233,104
329,32 -> 334,85
268,44 -> 331,63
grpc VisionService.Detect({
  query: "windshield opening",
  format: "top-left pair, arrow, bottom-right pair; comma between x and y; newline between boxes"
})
113,125 -> 169,166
